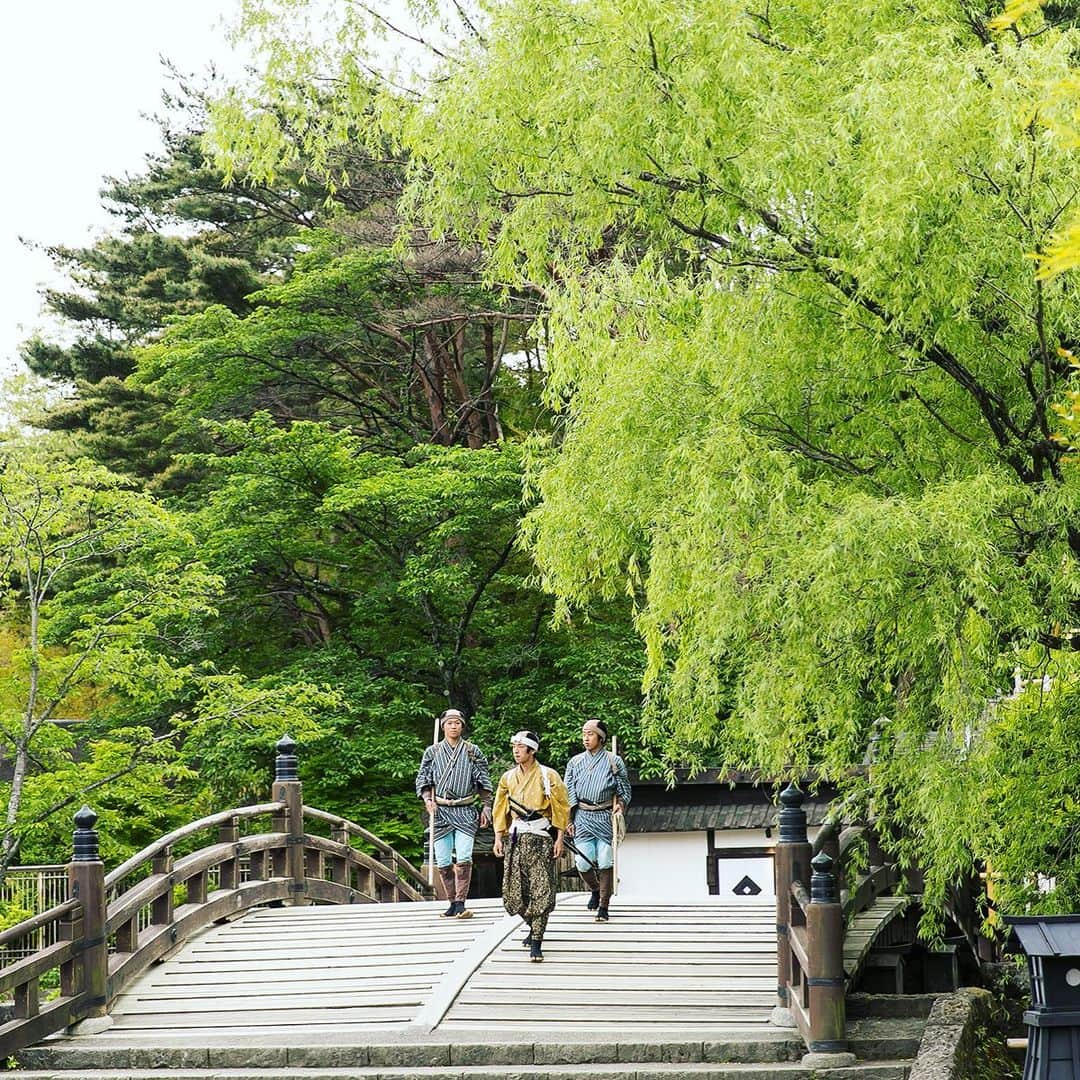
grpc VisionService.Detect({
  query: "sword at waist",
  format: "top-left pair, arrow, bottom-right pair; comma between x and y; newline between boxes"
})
505,794 -> 599,870
506,793 -> 550,823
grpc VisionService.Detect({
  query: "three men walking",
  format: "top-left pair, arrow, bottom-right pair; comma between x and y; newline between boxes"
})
416,711 -> 630,958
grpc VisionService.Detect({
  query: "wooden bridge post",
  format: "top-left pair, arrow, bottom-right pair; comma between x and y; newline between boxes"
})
377,851 -> 398,903
272,735 -> 307,906
772,783 -> 811,1029
67,807 -> 112,1034
218,816 -> 240,891
802,851 -> 854,1067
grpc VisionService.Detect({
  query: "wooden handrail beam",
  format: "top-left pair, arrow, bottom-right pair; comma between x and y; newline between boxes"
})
303,807 -> 428,892
105,833 -> 288,933
0,994 -> 89,1054
105,803 -> 284,889
0,939 -> 80,997
788,923 -> 811,972
0,899 -> 79,950
791,880 -> 810,915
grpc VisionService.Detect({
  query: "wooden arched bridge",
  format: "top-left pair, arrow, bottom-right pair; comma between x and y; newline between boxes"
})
0,738 -> 933,1077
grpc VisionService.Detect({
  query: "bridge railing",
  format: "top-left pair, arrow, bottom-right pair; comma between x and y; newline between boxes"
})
774,783 -> 846,1056
0,734 -> 429,1057
773,783 -> 904,1060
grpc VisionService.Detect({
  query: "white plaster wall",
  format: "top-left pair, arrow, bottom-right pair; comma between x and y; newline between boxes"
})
617,826 -> 825,901
618,829 -> 775,901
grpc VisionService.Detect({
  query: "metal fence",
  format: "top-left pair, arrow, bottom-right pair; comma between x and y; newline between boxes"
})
2,865 -> 68,960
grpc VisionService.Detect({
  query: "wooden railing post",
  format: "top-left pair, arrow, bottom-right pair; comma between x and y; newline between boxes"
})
67,807 -> 112,1034
218,816 -> 240,891
802,851 -> 855,1067
772,784 -> 811,1028
272,735 -> 306,905
378,851 -> 398,903
151,846 -> 173,927
330,823 -> 351,890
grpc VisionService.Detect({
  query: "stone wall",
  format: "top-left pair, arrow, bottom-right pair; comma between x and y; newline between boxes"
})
909,986 -> 1017,1080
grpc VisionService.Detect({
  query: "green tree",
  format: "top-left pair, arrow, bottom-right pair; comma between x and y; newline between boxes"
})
132,233 -> 533,452
22,82 -> 349,485
210,0 -> 1080,919
0,434 -> 221,871
13,57 -> 644,868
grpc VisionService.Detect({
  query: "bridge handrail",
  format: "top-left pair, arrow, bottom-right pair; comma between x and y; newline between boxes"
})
300,834 -> 424,902
775,784 -> 865,1059
104,802 -> 285,890
0,898 -> 79,951
104,832 -> 287,934
303,806 -> 428,891
0,734 -> 430,1059
775,783 -> 910,1062
0,936 -> 80,997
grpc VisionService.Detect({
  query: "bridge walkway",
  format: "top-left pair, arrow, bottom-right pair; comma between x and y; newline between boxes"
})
91,895 -> 779,1042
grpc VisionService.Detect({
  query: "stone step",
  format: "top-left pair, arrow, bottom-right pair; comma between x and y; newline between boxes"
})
846,995 -> 939,1020
847,1018 -> 925,1060
16,1022 -> 924,1072
6,1063 -> 912,1080
16,1036 -> 806,1071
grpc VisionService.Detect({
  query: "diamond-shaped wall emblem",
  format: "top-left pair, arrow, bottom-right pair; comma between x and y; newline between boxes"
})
732,875 -> 762,896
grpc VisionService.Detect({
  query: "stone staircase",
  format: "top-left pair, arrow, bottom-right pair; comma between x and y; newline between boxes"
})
10,997 -> 932,1079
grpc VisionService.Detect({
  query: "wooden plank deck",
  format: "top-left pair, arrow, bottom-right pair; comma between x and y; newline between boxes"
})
438,898 -> 777,1031
843,894 -> 910,982
102,895 -> 779,1040
108,899 -> 508,1036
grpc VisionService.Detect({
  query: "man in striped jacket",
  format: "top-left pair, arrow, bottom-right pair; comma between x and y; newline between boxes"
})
416,709 -> 493,918
564,718 -> 631,922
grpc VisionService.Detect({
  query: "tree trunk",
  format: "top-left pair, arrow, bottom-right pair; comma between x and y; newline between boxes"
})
418,332 -> 451,444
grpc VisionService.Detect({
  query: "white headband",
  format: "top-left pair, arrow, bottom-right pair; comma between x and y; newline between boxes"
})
441,709 -> 464,722
509,731 -> 539,751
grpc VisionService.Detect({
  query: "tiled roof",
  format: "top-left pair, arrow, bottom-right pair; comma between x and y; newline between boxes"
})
626,799 -> 831,833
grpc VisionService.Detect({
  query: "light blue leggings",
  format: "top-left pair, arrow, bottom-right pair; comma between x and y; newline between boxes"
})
434,829 -> 475,868
573,836 -> 614,873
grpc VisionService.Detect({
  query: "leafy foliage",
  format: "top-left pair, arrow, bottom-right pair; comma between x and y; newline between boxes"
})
208,0 -> 1080,922
8,62 -> 647,876
0,434 -> 220,868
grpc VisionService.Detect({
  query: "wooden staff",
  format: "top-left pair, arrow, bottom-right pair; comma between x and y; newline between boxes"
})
611,734 -> 620,896
428,712 -> 440,888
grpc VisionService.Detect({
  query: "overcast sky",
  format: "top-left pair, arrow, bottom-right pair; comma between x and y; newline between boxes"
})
0,2 -> 249,385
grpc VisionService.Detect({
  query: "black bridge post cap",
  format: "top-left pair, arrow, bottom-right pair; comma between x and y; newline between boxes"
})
811,850 -> 839,904
777,783 -> 808,844
275,735 -> 299,782
779,783 -> 805,809
72,805 -> 100,862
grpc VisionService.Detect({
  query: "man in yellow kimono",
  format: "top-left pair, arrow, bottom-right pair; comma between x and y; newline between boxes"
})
493,730 -> 570,962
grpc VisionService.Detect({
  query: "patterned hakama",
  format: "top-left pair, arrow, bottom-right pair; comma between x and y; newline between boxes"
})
502,832 -> 558,940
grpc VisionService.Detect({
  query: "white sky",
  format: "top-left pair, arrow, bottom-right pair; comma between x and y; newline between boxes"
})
0,1 -> 250,386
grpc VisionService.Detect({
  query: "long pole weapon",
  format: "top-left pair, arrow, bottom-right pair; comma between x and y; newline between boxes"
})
611,734 -> 620,897
428,712 -> 440,888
